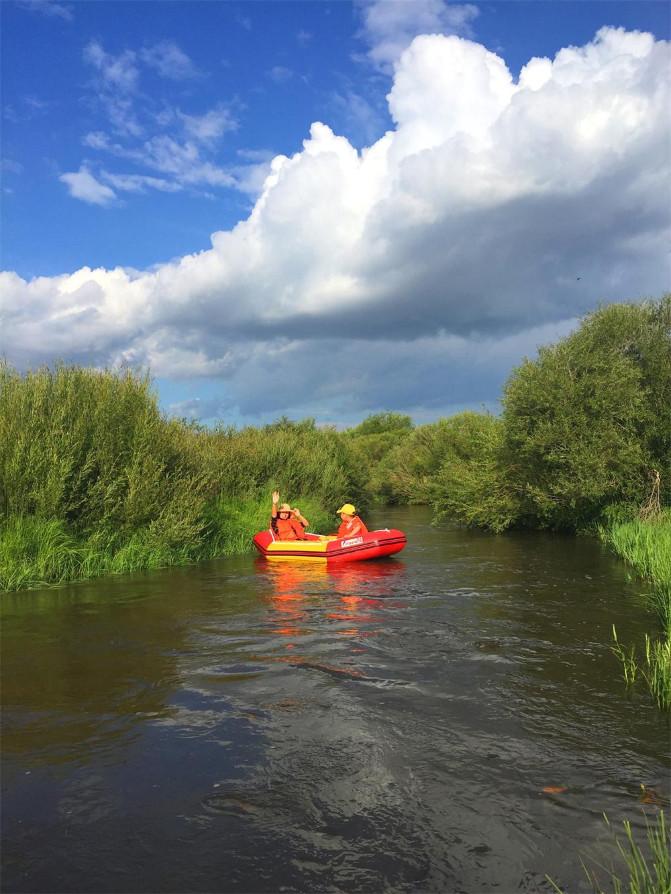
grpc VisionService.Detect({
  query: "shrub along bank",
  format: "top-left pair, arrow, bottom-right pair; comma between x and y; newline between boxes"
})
352,301 -> 669,534
0,363 -> 359,591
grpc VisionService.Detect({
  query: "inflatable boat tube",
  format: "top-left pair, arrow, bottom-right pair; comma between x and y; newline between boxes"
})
253,528 -> 406,562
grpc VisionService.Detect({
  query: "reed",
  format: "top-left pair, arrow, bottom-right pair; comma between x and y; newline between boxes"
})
584,811 -> 670,894
611,625 -> 639,687
548,811 -> 670,894
0,365 -> 365,591
643,634 -> 671,711
600,512 -> 671,603
601,512 -> 671,710
0,516 -> 198,591
0,362 -> 211,540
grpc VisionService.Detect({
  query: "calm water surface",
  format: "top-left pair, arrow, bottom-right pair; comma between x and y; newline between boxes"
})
1,507 -> 668,893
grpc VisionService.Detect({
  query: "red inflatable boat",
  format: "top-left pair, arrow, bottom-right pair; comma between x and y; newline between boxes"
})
252,528 -> 406,562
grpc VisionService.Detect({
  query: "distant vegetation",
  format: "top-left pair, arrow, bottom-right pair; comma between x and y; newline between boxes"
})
399,296 -> 670,534
2,296 -> 669,707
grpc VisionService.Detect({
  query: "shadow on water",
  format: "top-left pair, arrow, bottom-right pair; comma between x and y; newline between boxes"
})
1,506 -> 668,893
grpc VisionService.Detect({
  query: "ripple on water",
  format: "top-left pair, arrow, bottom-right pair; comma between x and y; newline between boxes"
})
1,506 -> 668,894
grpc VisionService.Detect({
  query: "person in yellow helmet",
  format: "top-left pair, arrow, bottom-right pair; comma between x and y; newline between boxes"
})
336,503 -> 368,539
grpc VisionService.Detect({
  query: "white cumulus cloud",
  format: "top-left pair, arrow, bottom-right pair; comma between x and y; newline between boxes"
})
359,0 -> 479,69
4,27 -> 670,422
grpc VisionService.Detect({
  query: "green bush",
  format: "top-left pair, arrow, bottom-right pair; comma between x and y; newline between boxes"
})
371,419 -> 457,505
502,297 -> 671,530
431,413 -> 521,532
0,365 -> 366,590
0,362 -> 211,542
342,413 -> 414,505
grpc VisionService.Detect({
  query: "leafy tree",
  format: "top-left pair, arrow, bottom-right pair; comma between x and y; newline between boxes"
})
347,412 -> 414,436
432,412 -> 520,532
263,416 -> 317,433
344,413 -> 415,503
376,419 -> 461,504
501,296 -> 671,529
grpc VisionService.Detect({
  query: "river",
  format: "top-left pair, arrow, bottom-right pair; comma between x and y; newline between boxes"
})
1,506 -> 668,893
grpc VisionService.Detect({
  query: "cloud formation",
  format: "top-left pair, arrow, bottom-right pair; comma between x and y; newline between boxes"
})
358,0 -> 479,69
60,39 -> 241,199
3,27 -> 670,422
15,0 -> 73,21
59,166 -> 116,205
140,40 -> 200,80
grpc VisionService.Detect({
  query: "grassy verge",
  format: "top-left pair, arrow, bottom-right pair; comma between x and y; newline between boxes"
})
0,498 -> 337,592
600,511 -> 671,710
0,515 -> 200,591
0,364 -> 363,592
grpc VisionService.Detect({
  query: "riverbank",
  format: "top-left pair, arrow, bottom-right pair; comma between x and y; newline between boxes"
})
2,298 -> 669,718
0,497 -> 335,592
0,362 -> 354,591
600,512 -> 671,709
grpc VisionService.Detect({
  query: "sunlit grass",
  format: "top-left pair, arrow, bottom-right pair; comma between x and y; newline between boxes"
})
600,512 -> 671,594
601,513 -> 671,711
611,625 -> 639,687
0,516 -> 193,591
0,365 -> 365,591
0,497 -> 340,592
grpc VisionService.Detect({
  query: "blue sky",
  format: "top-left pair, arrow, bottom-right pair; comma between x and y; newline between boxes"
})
2,0 -> 670,427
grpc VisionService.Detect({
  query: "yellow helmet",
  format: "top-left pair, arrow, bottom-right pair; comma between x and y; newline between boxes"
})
337,503 -> 356,516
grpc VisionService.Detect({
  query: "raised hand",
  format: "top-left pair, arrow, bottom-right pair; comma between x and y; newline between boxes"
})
272,490 -> 280,504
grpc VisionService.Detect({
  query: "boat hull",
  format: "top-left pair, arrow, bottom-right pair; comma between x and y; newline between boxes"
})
253,529 -> 406,562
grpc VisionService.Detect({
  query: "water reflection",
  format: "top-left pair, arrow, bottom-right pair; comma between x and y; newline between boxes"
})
257,556 -> 407,598
257,558 -> 408,645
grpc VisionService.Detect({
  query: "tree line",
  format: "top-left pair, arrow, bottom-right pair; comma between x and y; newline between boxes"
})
1,295 -> 668,592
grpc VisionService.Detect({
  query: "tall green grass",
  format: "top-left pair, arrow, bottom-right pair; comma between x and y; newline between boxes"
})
0,365 -> 364,591
642,634 -> 671,711
0,361 -> 211,543
0,515 -> 195,591
601,511 -> 671,710
600,513 -> 671,630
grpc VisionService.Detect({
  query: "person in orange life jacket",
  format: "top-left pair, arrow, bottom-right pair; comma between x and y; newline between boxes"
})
336,503 -> 368,539
271,490 -> 310,540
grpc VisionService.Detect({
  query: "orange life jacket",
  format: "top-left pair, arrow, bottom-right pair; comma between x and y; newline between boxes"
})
274,516 -> 307,541
337,516 -> 368,539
